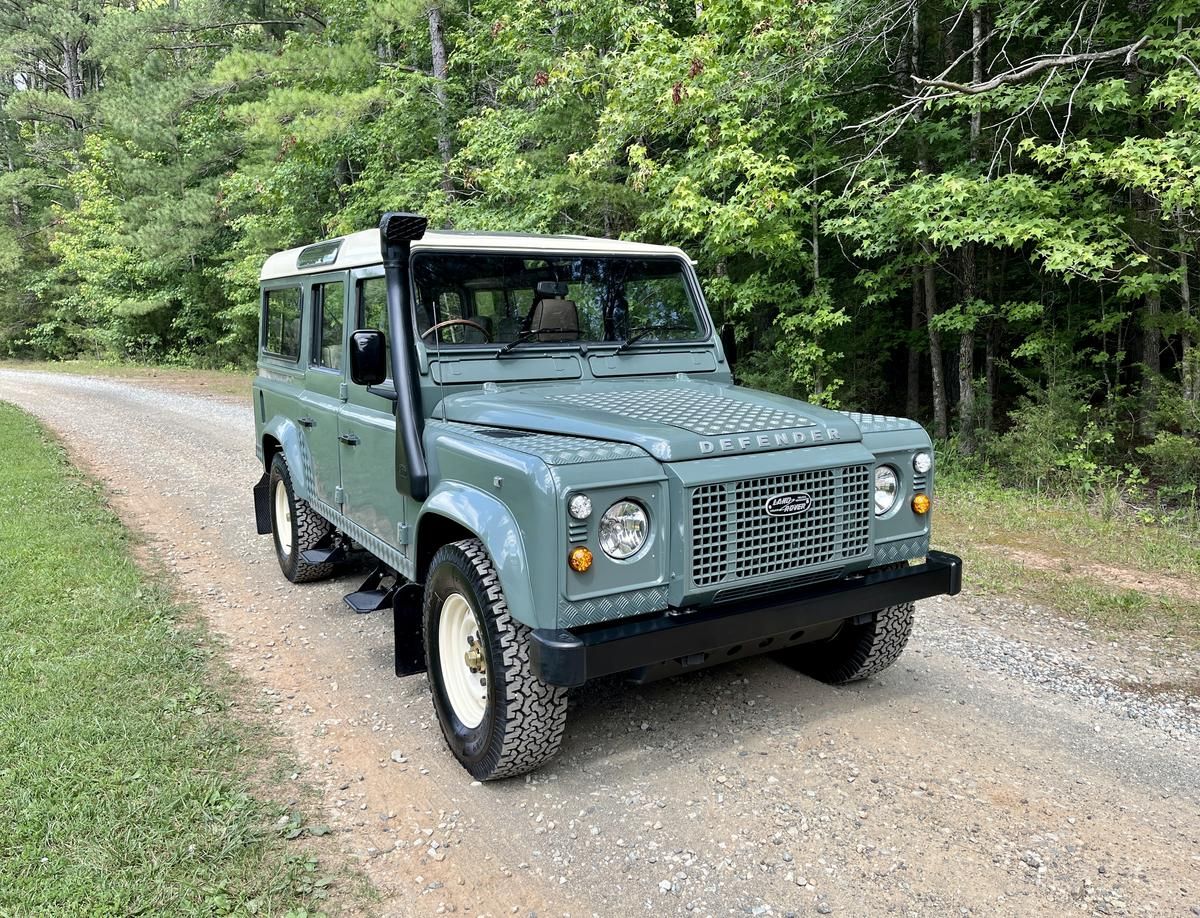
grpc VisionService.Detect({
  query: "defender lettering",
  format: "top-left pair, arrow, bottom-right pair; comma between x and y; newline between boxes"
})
699,427 -> 842,453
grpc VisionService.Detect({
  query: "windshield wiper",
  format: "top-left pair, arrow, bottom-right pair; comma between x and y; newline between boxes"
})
496,328 -> 578,357
613,324 -> 694,355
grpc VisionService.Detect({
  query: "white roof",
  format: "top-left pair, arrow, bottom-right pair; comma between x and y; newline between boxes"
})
259,228 -> 693,281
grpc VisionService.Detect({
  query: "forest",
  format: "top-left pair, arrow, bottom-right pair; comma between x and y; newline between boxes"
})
1,0 -> 1198,502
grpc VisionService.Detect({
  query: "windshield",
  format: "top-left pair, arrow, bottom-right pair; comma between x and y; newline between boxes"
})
412,252 -> 706,348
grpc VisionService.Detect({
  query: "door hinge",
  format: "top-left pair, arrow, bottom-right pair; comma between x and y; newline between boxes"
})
397,522 -> 410,546
334,485 -> 345,507
339,381 -> 348,401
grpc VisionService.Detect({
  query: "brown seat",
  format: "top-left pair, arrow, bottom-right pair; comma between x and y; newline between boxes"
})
528,281 -> 579,341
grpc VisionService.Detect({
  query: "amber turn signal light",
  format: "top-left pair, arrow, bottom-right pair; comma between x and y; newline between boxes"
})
911,494 -> 931,515
568,546 -> 594,572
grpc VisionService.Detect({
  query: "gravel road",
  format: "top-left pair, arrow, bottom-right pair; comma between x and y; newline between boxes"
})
1,368 -> 1197,918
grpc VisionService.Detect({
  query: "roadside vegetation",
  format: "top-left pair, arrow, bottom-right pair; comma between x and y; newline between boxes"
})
0,403 -> 340,914
935,461 -> 1200,646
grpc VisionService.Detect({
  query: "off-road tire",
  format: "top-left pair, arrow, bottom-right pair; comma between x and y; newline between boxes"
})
780,601 -> 915,684
423,539 -> 568,781
269,453 -> 336,584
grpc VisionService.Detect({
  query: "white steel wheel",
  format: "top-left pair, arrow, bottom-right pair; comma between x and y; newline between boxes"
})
267,453 -> 336,584
423,539 -> 569,780
437,592 -> 488,729
274,479 -> 293,558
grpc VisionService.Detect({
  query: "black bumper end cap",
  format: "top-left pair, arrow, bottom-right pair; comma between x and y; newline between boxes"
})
529,629 -> 587,688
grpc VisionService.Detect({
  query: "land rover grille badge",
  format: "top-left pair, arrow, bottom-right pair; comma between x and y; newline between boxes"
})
764,492 -> 812,516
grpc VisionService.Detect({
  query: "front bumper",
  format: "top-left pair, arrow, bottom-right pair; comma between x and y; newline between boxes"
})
530,551 -> 962,687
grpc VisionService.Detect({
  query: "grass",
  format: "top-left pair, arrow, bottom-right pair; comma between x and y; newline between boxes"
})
0,403 -> 341,915
935,470 -> 1200,646
0,358 -> 253,398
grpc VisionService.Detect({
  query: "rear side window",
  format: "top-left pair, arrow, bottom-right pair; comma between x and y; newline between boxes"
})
313,281 -> 345,370
263,287 -> 302,360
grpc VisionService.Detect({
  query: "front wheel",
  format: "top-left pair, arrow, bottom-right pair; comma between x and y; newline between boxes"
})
777,601 -> 915,684
423,539 -> 568,780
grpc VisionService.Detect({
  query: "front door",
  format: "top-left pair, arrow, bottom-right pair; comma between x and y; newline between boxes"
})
338,270 -> 410,554
299,275 -> 348,508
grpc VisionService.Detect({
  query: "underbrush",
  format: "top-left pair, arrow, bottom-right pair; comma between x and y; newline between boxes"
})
934,451 -> 1200,645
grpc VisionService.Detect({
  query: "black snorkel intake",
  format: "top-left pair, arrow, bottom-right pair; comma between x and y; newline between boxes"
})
379,211 -> 429,501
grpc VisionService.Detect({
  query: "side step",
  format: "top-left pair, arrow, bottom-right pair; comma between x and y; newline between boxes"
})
343,565 -> 398,614
300,533 -> 347,566
300,545 -> 347,565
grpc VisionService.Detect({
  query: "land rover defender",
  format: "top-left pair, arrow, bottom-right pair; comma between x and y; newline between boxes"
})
252,212 -> 962,780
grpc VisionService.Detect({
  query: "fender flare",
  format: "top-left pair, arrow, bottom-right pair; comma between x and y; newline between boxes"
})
261,416 -> 314,503
418,482 -> 538,629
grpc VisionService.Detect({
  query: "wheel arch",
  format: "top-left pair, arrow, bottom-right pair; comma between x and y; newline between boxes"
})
416,483 -> 540,629
260,417 -> 312,502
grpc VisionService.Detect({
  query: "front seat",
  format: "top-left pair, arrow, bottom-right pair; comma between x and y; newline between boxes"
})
527,281 -> 579,341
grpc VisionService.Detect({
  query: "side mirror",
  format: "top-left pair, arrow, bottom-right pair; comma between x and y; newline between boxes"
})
349,329 -> 388,386
719,323 -> 739,365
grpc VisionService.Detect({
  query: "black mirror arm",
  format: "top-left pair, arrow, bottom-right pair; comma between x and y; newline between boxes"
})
367,384 -> 399,405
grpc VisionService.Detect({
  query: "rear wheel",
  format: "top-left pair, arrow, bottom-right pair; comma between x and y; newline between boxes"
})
778,601 -> 915,684
269,454 -> 336,583
423,539 -> 568,780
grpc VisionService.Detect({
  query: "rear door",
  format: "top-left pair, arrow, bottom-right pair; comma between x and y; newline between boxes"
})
338,269 -> 409,552
298,274 -> 348,508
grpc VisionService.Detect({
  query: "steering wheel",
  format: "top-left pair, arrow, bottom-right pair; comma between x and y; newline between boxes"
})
421,318 -> 492,343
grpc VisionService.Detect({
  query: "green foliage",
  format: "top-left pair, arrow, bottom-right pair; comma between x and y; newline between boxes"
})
1,0 -> 1198,489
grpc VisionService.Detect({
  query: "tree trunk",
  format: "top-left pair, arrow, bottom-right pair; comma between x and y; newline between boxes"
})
911,2 -> 947,439
907,264 -> 921,419
427,4 -> 454,200
984,323 -> 997,434
954,4 -> 983,455
1140,286 -> 1160,437
63,38 -> 84,102
958,235 -> 978,454
1180,210 -> 1197,403
924,251 -> 949,440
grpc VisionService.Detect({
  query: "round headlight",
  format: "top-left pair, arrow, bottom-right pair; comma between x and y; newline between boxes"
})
598,500 -> 649,559
874,466 -> 899,515
568,493 -> 593,520
913,451 -> 932,474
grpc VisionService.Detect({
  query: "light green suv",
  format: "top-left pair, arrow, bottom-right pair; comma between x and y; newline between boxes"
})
252,212 -> 962,780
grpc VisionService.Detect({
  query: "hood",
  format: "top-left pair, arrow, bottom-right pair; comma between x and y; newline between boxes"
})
436,379 -> 862,462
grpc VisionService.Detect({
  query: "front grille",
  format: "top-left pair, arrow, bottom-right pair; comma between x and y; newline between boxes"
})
690,465 -> 872,588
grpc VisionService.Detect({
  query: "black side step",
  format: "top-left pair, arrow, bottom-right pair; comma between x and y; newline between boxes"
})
300,545 -> 346,565
343,565 -> 398,614
300,532 -> 348,566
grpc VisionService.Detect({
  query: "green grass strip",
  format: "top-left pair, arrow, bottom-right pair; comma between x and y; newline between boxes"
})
0,403 -> 321,915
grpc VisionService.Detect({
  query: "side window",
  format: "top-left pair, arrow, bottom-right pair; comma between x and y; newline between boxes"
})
358,277 -> 391,380
312,281 -> 345,371
263,287 -> 302,360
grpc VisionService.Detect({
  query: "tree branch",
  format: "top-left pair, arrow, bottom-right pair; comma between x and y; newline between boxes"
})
914,36 -> 1149,94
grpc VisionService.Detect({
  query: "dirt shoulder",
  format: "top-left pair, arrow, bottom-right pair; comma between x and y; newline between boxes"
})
0,359 -> 253,400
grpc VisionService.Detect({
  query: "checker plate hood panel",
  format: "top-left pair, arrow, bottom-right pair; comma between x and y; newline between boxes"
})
437,379 -> 861,462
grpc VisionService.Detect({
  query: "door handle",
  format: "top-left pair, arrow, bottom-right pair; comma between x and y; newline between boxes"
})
338,433 -> 360,446
298,416 -> 316,428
